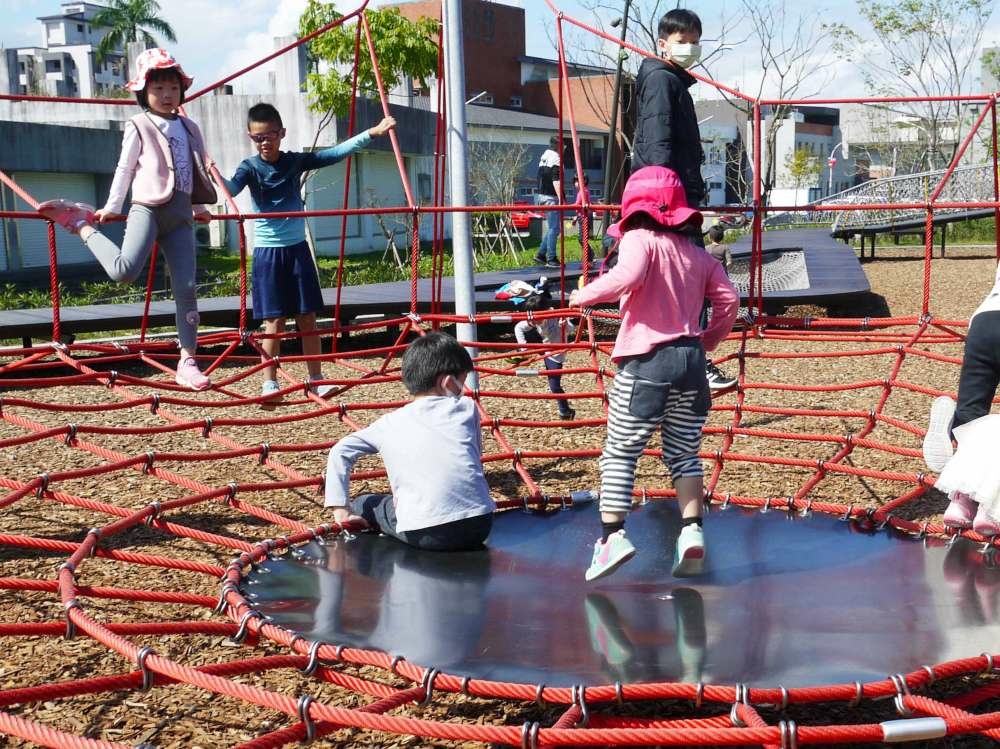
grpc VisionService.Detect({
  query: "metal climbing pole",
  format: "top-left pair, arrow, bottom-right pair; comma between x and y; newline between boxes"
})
442,0 -> 479,374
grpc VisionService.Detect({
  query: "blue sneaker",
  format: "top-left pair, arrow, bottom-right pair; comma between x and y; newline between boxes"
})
585,530 -> 636,581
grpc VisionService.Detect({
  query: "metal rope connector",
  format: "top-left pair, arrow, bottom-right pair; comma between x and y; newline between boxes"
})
418,666 -> 441,707
296,694 -> 317,742
230,610 -> 262,645
136,646 -> 156,691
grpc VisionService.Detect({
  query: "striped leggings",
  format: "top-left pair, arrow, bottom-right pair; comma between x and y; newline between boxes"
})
599,368 -> 709,515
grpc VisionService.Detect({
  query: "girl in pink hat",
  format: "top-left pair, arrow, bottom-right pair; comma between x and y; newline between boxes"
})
569,166 -> 739,581
39,48 -> 217,391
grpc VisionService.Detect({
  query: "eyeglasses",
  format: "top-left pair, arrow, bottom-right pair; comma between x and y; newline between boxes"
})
247,129 -> 283,144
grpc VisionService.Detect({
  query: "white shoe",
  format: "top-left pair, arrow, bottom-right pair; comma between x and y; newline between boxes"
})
922,396 -> 955,471
260,379 -> 282,409
309,375 -> 336,398
672,524 -> 705,577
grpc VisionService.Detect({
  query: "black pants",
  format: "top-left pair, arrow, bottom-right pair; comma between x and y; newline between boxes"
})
954,310 -> 1000,431
543,357 -> 573,416
349,493 -> 492,551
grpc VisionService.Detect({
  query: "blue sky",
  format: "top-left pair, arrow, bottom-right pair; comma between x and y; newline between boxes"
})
3,0 -> 998,99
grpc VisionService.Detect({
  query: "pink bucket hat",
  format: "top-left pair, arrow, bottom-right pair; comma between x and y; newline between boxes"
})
606,166 -> 702,238
126,48 -> 193,92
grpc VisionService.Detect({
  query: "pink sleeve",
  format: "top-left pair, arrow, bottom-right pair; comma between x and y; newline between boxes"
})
701,261 -> 740,352
574,236 -> 648,307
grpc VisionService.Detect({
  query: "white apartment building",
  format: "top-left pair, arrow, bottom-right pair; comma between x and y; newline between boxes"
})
10,2 -> 128,98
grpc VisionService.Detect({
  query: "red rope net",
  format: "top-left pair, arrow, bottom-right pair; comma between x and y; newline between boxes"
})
1,2 -> 999,746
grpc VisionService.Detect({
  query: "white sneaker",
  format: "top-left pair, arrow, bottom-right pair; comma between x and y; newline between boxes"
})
922,396 -> 955,471
705,362 -> 737,391
309,375 -> 336,398
260,379 -> 282,409
672,524 -> 706,577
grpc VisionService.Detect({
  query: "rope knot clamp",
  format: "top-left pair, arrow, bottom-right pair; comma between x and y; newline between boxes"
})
761,497 -> 772,513
890,673 -> 912,716
721,493 -> 732,511
338,402 -> 348,418
861,316 -> 871,330
800,497 -> 814,517
149,394 -> 159,413
230,609 -> 263,645
981,652 -> 996,674
144,501 -> 161,526
460,675 -> 472,696
258,443 -> 270,464
778,685 -> 790,711
389,654 -> 405,674
64,423 -> 78,445
418,667 -> 441,707
86,527 -> 102,556
917,522 -> 929,540
303,639 -> 327,676
534,682 -> 546,708
214,582 -> 237,614
693,681 -> 705,709
296,694 -> 317,742
201,417 -> 213,437
921,665 -> 937,686
59,561 -> 76,574
779,719 -> 798,749
64,598 -> 82,639
143,451 -> 156,474
839,504 -> 855,522
136,646 -> 156,691
877,511 -> 894,531
572,684 -> 590,728
850,680 -> 864,707
614,680 -> 624,706
35,472 -> 50,498
492,415 -> 501,430
520,721 -> 540,749
784,496 -> 796,514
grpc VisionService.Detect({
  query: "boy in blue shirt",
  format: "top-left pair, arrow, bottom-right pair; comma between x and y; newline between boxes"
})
222,102 -> 395,403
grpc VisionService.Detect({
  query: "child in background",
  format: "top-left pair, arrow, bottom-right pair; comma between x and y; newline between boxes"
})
569,166 -> 739,581
222,102 -> 395,404
39,48 -> 217,390
325,332 -> 495,551
514,282 -> 577,421
705,224 -> 732,272
923,261 -> 1000,536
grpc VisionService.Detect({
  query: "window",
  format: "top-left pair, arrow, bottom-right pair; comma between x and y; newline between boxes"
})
77,23 -> 84,32
477,93 -> 493,105
509,96 -> 522,108
46,59 -> 62,73
709,181 -> 723,190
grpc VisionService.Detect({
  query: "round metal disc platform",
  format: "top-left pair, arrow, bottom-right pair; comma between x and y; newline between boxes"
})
244,502 -> 999,688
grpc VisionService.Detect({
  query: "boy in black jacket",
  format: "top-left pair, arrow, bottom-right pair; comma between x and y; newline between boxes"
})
631,9 -> 705,208
632,9 -> 737,391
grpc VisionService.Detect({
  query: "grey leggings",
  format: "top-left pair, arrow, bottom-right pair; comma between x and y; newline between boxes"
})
84,191 -> 199,351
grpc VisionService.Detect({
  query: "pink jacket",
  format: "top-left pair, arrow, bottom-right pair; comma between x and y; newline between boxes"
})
574,227 -> 739,361
129,112 -> 214,206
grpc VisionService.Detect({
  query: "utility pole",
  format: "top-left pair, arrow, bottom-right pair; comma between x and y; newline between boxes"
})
443,0 -> 478,379
601,0 -> 631,234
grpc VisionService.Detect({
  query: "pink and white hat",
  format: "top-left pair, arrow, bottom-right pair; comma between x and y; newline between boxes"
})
126,48 -> 193,92
606,166 -> 702,238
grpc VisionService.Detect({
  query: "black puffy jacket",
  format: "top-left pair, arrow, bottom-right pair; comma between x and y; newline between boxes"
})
631,57 -> 706,206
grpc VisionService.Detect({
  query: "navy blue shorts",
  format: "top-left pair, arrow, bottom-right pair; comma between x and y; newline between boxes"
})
251,241 -> 325,320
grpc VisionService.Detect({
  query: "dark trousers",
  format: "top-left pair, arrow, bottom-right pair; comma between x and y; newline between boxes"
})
349,493 -> 492,551
954,310 -> 1000,431
544,357 -> 572,416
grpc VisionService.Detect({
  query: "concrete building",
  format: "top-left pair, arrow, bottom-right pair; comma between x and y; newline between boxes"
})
4,2 -> 128,98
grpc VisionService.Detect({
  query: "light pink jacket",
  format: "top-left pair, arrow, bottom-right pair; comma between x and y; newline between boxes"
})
128,112 -> 213,206
575,227 -> 739,361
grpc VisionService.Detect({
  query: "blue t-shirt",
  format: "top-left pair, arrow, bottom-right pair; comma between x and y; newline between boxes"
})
223,131 -> 371,248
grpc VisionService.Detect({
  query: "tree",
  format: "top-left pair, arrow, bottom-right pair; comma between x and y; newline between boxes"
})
468,137 -> 531,260
298,1 -> 440,118
783,146 -> 821,203
827,0 -> 994,171
91,0 -> 176,66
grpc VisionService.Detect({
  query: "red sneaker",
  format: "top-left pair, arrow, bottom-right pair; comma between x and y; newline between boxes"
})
38,199 -> 95,235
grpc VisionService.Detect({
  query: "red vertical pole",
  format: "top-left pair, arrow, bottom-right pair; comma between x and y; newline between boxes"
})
751,102 -> 763,319
46,221 -> 61,343
992,97 -> 999,264
332,21 -> 364,353
237,220 -> 248,332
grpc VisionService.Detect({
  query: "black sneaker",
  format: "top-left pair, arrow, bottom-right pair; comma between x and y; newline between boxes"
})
559,408 -> 576,421
545,261 -> 561,268
705,363 -> 737,390
531,254 -> 546,265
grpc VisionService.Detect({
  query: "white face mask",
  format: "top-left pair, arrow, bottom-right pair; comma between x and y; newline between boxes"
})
445,375 -> 465,401
665,42 -> 702,69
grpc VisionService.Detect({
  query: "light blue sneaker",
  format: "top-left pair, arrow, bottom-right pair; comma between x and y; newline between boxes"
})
672,524 -> 705,577
309,374 -> 336,399
585,529 -> 636,581
260,379 -> 282,409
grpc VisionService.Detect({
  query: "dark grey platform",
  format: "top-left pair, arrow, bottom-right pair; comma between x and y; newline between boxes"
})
244,501 -> 998,688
